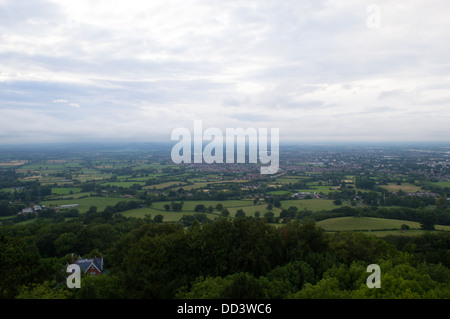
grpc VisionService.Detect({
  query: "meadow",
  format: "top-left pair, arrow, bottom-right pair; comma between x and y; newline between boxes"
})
115,198 -> 343,222
380,183 -> 424,193
180,179 -> 250,191
120,207 -> 219,222
5,150 -> 450,240
280,199 -> 341,212
430,181 -> 450,188
317,216 -> 422,231
317,216 -> 450,236
50,187 -> 82,195
41,196 -> 135,213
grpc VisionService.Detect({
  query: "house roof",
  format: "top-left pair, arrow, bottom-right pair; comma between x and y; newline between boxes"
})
74,256 -> 103,273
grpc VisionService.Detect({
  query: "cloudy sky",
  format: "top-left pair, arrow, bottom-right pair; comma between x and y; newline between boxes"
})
1,0 -> 449,145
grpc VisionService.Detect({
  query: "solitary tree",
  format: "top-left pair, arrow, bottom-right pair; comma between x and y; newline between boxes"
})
420,212 -> 436,230
235,209 -> 245,218
221,208 -> 230,217
264,211 -> 275,223
154,214 -> 164,223
195,204 -> 206,212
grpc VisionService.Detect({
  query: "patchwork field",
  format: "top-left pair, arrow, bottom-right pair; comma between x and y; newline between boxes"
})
41,196 -> 135,213
120,207 -> 219,222
280,199 -> 341,212
273,176 -> 311,184
150,199 -> 254,211
317,217 -> 421,231
51,187 -> 82,195
317,216 -> 450,236
144,181 -> 188,190
100,181 -> 146,188
430,181 -> 450,188
115,198 -> 342,222
0,160 -> 28,166
380,183 -> 423,193
180,179 -> 250,191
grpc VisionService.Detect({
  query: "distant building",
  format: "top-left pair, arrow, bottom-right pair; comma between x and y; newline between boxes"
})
20,207 -> 34,214
291,192 -> 320,199
20,205 -> 42,214
60,204 -> 79,209
71,253 -> 104,276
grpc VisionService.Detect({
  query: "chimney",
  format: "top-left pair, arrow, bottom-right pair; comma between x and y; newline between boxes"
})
71,253 -> 74,264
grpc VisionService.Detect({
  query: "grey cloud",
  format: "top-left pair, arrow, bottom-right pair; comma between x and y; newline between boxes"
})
378,90 -> 404,100
1,0 -> 450,144
0,0 -> 61,26
284,100 -> 325,109
363,106 -> 399,114
228,112 -> 272,122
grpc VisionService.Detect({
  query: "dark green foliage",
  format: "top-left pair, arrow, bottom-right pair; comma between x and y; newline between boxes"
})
194,204 -> 206,212
0,235 -> 43,298
328,232 -> 397,265
221,272 -> 268,299
355,175 -> 375,190
1,215 -> 449,299
235,209 -> 245,218
265,260 -> 315,291
153,214 -> 164,223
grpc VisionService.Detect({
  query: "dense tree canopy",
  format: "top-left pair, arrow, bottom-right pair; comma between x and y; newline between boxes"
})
0,214 -> 449,299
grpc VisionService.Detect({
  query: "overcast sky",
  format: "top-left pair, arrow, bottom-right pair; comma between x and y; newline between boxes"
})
1,0 -> 449,145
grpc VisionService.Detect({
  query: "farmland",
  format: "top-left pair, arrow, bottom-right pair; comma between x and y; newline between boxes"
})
41,196 -> 136,213
1,142 -> 450,300
1,143 -> 450,235
317,216 -> 422,231
380,183 -> 424,193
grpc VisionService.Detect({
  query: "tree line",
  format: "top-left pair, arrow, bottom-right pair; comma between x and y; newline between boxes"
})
1,214 -> 449,299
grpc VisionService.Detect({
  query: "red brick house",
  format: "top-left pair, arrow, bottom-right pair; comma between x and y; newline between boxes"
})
71,253 -> 104,276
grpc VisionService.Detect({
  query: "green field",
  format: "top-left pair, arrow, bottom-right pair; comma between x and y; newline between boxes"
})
146,199 -> 340,215
176,179 -> 249,191
51,187 -> 82,195
273,176 -> 311,184
118,199 -> 341,220
317,216 -> 450,236
116,175 -> 154,182
144,181 -> 188,190
430,181 -> 450,188
120,203 -> 274,221
294,186 -> 337,195
267,190 -> 291,195
317,217 -> 421,231
77,169 -> 111,182
100,181 -> 146,188
38,198 -> 339,219
280,199 -> 341,212
120,207 -> 219,222
150,199 -> 254,211
122,199 -> 272,219
380,183 -> 423,193
42,196 -> 135,213
45,192 -> 93,200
